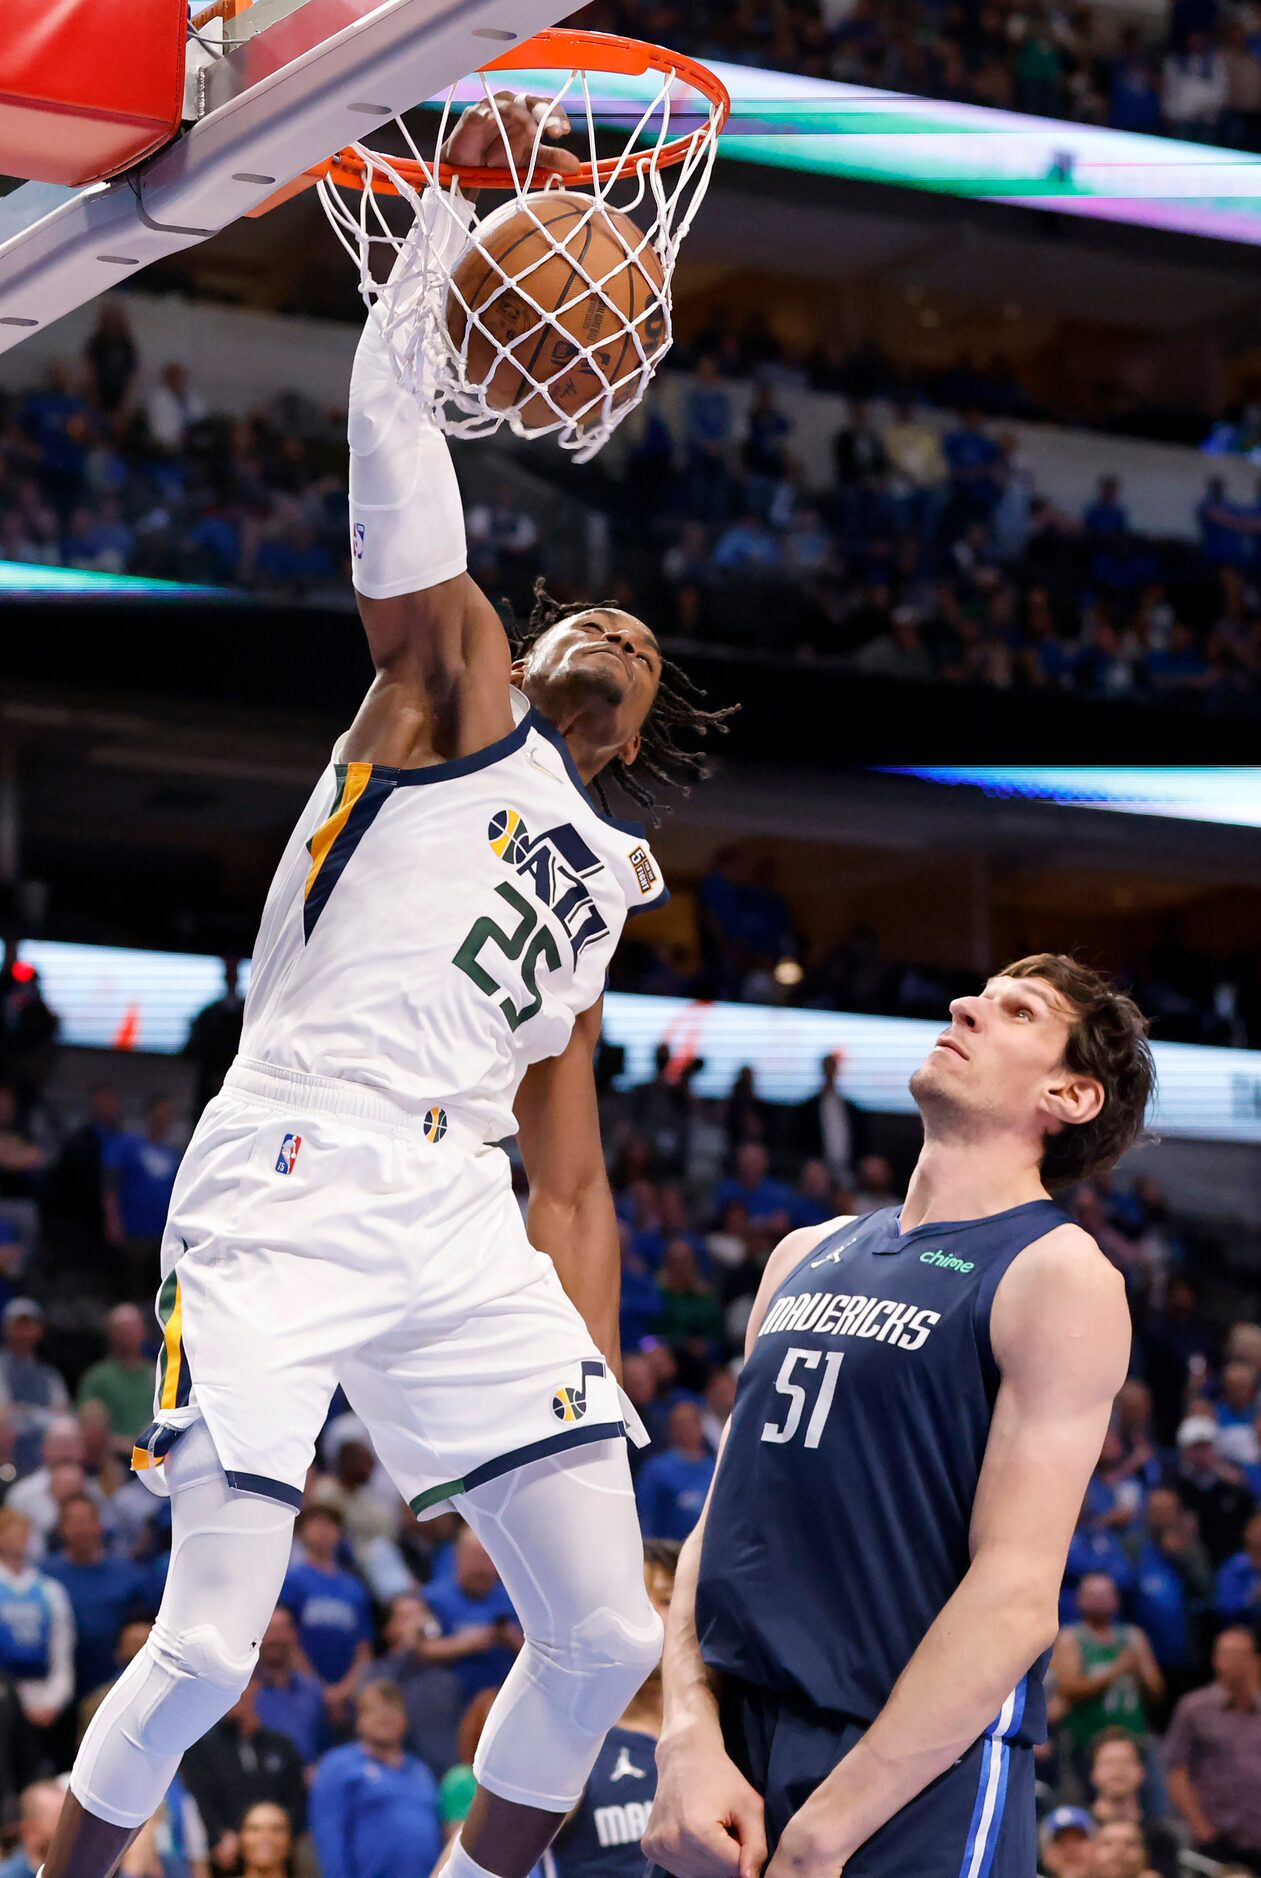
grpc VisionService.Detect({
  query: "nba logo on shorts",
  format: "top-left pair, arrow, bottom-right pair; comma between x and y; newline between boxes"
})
352,522 -> 365,560
275,1133 -> 302,1175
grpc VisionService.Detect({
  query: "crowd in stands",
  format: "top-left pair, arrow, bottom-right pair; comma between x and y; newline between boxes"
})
604,359 -> 1261,715
0,952 -> 1259,1874
4,305 -> 1260,721
614,849 -> 1261,1050
571,0 -> 1261,149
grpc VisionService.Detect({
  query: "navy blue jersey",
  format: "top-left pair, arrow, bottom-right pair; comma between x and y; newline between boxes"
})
696,1200 -> 1071,1746
544,1725 -> 657,1878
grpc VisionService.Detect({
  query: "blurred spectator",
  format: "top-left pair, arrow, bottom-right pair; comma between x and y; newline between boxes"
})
0,958 -> 58,1117
77,1305 -> 154,1448
1216,1508 -> 1261,1621
252,1604 -> 326,1768
362,1590 -> 464,1780
43,1494 -> 147,1701
1051,1571 -> 1163,1778
103,1097 -> 180,1289
628,1046 -> 692,1176
183,958 -> 245,1116
280,1506 -> 373,1726
309,1680 -> 442,1878
1174,1413 -> 1253,1564
8,1420 -> 108,1546
41,1085 -> 122,1269
712,1143 -> 794,1232
1088,1728 -> 1180,1878
1087,1819 -> 1158,1878
182,1677 -> 307,1872
0,1088 -> 45,1254
0,1303 -> 70,1478
1162,32 -> 1227,138
1126,1485 -> 1212,1702
849,1154 -> 902,1215
1164,1626 -> 1261,1864
656,1241 -> 724,1349
0,1780 -> 64,1878
0,1508 -> 73,1737
228,1800 -> 290,1878
1040,1805 -> 1096,1878
423,1528 -> 521,1705
84,304 -> 138,417
145,363 -> 206,455
635,1400 -> 715,1541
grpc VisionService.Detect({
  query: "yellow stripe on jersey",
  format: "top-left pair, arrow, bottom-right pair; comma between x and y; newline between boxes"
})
304,763 -> 374,903
159,1279 -> 184,1412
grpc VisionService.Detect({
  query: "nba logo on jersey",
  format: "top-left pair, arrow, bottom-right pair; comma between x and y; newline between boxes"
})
274,1133 -> 302,1175
352,522 -> 365,560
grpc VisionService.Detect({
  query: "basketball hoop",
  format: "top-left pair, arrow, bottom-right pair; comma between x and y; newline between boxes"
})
312,29 -> 729,462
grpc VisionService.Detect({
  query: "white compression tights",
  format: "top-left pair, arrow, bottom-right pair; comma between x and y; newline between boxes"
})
69,1431 -> 658,1830
461,1441 -> 664,1812
71,1423 -> 296,1830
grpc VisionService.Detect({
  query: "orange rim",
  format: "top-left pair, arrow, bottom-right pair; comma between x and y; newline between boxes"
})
309,28 -> 730,197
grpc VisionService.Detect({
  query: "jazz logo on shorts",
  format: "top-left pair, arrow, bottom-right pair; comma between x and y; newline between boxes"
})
423,1106 -> 448,1144
551,1358 -> 605,1424
275,1133 -> 302,1176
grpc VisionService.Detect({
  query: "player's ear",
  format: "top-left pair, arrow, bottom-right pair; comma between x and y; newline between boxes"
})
1041,1072 -> 1104,1132
509,654 -> 527,686
617,728 -> 642,768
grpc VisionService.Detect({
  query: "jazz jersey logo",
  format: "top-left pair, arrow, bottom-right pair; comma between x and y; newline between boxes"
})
275,1133 -> 302,1175
488,810 -> 609,963
551,1358 -> 605,1424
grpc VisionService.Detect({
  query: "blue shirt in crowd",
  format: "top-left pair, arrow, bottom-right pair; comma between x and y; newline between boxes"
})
1132,1540 -> 1194,1668
106,1133 -> 181,1239
635,1448 -> 715,1542
310,1743 -> 441,1878
255,1667 -> 327,1764
1216,1549 -> 1261,1620
43,1555 -> 148,1697
280,1561 -> 373,1684
425,1576 -> 518,1702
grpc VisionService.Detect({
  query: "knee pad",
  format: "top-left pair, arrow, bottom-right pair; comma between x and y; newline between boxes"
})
561,1603 -> 665,1733
132,1619 -> 259,1755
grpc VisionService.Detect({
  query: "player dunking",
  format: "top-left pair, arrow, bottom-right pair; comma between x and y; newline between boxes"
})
645,956 -> 1155,1878
43,101 -> 728,1878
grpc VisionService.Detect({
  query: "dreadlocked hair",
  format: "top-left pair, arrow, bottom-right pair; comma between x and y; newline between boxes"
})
512,580 -> 737,824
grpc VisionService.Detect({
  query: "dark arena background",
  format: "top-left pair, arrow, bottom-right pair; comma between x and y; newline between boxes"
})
1,0 -> 1261,1872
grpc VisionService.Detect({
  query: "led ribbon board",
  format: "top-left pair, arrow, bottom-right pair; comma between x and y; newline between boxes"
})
19,939 -> 1261,1143
879,767 -> 1261,830
447,60 -> 1261,246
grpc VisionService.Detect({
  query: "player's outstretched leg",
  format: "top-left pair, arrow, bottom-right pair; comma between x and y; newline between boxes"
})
449,1442 -> 664,1878
42,1422 -> 296,1878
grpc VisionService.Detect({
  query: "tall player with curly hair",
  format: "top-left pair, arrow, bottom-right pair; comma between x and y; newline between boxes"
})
646,955 -> 1156,1878
44,98 -> 728,1878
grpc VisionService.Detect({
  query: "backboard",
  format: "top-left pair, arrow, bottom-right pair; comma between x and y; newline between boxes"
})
0,0 -> 566,356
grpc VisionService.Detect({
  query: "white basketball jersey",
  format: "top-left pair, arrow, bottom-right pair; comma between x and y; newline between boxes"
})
240,689 -> 667,1141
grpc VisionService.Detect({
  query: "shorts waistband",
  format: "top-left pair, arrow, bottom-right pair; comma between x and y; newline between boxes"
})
223,1057 -> 488,1149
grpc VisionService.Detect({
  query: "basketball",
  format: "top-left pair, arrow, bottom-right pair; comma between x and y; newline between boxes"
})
445,192 -> 668,431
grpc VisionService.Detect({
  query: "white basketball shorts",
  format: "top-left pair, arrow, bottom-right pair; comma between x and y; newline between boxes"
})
131,1058 -> 632,1516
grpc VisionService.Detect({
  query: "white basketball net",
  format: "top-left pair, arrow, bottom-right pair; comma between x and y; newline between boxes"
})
317,62 -> 721,462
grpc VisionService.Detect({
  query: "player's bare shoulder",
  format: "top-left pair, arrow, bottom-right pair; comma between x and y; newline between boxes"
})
990,1216 -> 1130,1386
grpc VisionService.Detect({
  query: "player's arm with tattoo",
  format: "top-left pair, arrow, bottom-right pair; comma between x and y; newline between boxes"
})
764,1227 -> 1130,1878
514,998 -> 622,1370
646,1226 -> 834,1878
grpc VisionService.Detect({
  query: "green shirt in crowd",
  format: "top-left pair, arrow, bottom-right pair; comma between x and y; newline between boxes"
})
77,1357 -> 154,1440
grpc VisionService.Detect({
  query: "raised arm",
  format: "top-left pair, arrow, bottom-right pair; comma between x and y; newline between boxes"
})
514,997 -> 622,1367
763,1226 -> 1130,1878
342,97 -> 577,769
